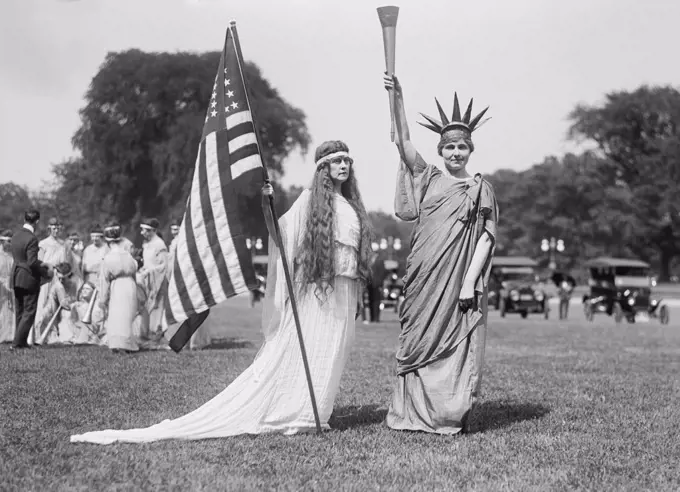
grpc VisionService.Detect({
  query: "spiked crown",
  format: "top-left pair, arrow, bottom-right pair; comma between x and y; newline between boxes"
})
418,93 -> 490,135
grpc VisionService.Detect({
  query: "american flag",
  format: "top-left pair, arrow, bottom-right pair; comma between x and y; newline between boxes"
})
165,24 -> 264,338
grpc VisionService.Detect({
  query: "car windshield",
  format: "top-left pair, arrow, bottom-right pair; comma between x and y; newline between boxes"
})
591,266 -> 649,280
502,273 -> 535,283
614,266 -> 649,277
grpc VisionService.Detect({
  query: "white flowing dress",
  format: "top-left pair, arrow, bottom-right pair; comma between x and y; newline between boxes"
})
70,190 -> 361,444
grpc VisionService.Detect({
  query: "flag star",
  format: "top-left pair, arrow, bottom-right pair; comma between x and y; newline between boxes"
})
226,90 -> 234,98
224,68 -> 228,74
231,102 -> 239,110
211,101 -> 217,108
224,79 -> 231,86
211,110 -> 217,117
212,91 -> 217,99
225,105 -> 230,113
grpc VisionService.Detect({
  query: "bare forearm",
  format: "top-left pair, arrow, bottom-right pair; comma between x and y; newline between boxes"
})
464,233 -> 493,290
391,84 -> 418,170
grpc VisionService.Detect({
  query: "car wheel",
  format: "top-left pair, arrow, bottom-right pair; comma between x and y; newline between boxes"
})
500,299 -> 506,318
660,305 -> 669,325
520,311 -> 528,319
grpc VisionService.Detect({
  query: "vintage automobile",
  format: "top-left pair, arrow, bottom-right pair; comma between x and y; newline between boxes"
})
380,260 -> 404,313
582,257 -> 669,324
249,255 -> 269,307
489,256 -> 550,319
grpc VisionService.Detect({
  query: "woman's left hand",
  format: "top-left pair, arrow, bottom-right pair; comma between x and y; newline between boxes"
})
459,281 -> 476,313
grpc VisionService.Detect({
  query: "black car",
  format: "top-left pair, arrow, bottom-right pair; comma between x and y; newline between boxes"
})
582,257 -> 669,324
489,256 -> 549,319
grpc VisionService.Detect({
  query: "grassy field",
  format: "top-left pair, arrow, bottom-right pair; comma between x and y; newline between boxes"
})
1,298 -> 679,491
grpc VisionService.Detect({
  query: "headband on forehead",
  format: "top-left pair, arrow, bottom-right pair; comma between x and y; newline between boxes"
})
0,236 -> 11,241
315,151 -> 352,168
104,226 -> 121,232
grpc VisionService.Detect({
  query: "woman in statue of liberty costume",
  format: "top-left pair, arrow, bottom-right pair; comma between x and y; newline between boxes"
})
383,73 -> 499,434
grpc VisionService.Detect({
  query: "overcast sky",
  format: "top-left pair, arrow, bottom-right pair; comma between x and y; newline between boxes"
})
1,0 -> 679,212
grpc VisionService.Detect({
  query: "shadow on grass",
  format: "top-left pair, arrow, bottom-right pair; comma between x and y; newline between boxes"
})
204,337 -> 255,350
467,400 -> 551,434
329,404 -> 387,430
327,400 -> 551,433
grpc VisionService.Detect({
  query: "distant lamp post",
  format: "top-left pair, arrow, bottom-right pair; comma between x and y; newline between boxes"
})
541,237 -> 565,270
372,236 -> 402,260
245,236 -> 263,257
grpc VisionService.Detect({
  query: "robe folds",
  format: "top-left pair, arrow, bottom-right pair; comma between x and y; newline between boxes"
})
387,153 -> 499,435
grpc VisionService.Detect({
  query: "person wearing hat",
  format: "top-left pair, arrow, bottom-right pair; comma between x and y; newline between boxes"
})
30,217 -> 77,345
0,229 -> 15,343
382,73 -> 498,435
99,221 -> 140,353
10,210 -> 52,349
81,224 -> 109,286
138,217 -> 169,339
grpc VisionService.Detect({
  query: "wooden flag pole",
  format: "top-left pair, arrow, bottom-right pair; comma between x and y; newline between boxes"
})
229,20 -> 323,435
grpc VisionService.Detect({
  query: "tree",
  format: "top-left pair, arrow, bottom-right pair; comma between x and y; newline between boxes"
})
0,183 -> 34,230
568,86 -> 680,280
53,49 -> 310,240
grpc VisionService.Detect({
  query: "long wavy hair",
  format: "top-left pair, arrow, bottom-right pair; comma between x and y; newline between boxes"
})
297,140 -> 373,299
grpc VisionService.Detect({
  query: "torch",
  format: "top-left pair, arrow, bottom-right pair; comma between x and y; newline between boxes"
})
377,5 -> 399,142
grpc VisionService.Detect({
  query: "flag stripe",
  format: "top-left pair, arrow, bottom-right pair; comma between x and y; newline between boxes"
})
199,135 -> 233,302
183,184 -> 216,308
233,168 -> 263,290
229,143 -> 260,166
214,129 -> 249,295
205,131 -> 239,298
184,152 -> 214,310
232,154 -> 263,180
170,205 -> 201,321
168,244 -> 193,323
226,111 -> 252,128
228,132 -> 258,155
226,120 -> 255,141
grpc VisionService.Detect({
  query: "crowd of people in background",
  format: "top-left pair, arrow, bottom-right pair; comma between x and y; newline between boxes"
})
0,210 -> 210,352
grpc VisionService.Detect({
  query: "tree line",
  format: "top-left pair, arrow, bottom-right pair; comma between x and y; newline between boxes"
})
1,50 -> 678,280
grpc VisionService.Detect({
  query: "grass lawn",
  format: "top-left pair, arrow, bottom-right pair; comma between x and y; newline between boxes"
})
1,298 -> 679,491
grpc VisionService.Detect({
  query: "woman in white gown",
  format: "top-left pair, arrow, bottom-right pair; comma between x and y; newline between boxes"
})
70,140 -> 373,444
99,223 -> 140,353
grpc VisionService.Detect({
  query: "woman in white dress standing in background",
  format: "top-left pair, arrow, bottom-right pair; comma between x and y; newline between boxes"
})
70,139 -> 373,444
98,222 -> 140,353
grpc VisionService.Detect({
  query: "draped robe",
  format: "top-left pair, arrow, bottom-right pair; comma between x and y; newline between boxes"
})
387,154 -> 498,434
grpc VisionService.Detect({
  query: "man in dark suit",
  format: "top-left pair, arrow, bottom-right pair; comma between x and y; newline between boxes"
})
11,209 -> 51,349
